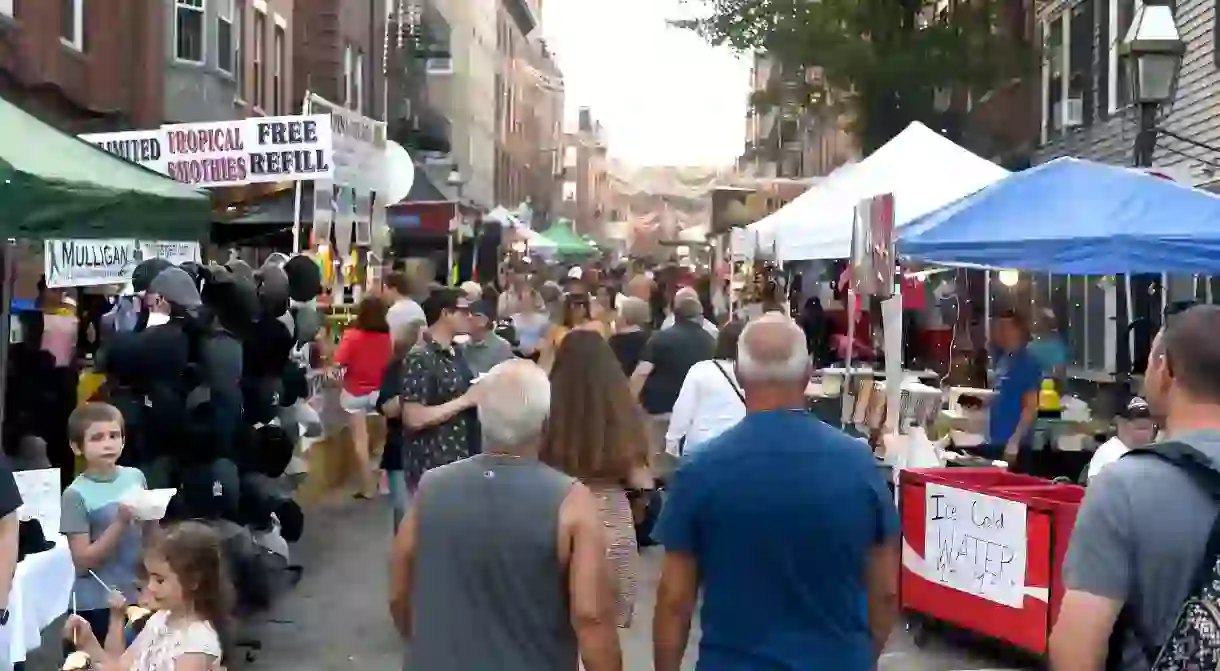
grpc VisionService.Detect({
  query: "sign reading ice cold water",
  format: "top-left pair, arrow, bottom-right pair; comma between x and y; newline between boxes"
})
924,483 -> 1028,607
80,114 -> 334,188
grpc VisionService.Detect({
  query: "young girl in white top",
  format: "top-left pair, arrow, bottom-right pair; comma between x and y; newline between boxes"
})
64,522 -> 231,671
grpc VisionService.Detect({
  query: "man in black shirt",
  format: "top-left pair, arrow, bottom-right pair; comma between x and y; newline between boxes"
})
401,289 -> 481,487
630,288 -> 715,477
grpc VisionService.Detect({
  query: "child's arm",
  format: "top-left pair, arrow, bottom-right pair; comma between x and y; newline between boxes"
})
62,489 -> 136,573
104,591 -> 128,660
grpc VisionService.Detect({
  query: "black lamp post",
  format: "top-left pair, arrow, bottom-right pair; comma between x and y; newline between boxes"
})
1122,0 -> 1185,168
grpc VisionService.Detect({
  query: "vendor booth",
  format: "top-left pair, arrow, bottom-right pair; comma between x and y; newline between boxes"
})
881,156 -> 1220,657
0,95 -> 211,667
748,122 -> 1009,262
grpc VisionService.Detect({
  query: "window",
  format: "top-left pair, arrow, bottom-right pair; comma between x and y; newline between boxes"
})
273,25 -> 285,115
343,45 -> 353,109
1109,0 -> 1140,112
1040,11 -> 1070,142
175,0 -> 205,62
354,49 -> 365,114
234,0 -> 245,99
0,0 -> 11,17
253,8 -> 266,109
61,0 -> 84,50
1069,0 -> 1094,125
217,0 -> 234,74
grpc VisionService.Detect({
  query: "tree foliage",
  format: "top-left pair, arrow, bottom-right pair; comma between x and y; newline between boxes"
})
676,0 -> 1032,153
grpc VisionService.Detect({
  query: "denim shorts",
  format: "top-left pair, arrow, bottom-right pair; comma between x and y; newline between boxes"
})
339,390 -> 379,415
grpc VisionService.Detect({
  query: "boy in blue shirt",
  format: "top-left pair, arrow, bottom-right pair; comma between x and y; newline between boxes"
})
59,402 -> 147,649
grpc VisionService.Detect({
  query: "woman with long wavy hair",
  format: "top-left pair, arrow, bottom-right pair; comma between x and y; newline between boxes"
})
542,330 -> 654,627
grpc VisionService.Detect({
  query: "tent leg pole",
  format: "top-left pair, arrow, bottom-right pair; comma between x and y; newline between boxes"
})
0,241 -> 15,453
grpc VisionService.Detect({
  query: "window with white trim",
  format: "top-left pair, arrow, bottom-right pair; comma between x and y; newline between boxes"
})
175,0 -> 205,62
343,45 -> 354,109
1040,10 -> 1070,142
61,0 -> 84,50
234,0 -> 245,99
217,0 -> 234,74
354,49 -> 365,115
253,8 -> 266,109
273,25 -> 285,115
1109,0 -> 1140,113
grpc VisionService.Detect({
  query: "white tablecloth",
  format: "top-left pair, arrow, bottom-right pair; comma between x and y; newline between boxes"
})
6,535 -> 74,664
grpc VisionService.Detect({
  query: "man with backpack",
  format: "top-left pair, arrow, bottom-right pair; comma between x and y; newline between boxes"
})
1050,304 -> 1220,670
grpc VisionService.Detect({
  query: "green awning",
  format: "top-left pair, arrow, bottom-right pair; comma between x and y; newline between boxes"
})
540,223 -> 596,256
0,97 -> 211,240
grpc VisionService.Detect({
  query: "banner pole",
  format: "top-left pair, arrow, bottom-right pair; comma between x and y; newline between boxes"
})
292,92 -> 312,253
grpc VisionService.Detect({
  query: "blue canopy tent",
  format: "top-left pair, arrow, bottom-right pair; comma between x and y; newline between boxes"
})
897,157 -> 1220,274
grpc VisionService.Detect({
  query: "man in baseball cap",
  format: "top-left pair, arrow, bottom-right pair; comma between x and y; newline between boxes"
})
1084,397 -> 1157,483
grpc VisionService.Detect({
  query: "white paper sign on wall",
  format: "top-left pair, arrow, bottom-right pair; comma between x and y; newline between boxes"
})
924,483 -> 1028,608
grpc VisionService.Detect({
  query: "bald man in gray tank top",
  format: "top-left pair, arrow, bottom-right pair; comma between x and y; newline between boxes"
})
388,359 -> 623,671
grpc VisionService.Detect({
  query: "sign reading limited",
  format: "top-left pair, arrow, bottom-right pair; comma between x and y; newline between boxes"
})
80,114 -> 334,188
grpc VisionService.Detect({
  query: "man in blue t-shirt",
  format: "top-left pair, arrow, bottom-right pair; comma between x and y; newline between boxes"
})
652,315 -> 900,671
987,309 -> 1043,471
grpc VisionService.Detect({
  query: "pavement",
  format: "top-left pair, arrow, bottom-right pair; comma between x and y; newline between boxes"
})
23,497 -> 1036,670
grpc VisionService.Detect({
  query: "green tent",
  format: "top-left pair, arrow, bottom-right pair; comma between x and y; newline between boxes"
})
0,97 -> 211,240
540,222 -> 597,257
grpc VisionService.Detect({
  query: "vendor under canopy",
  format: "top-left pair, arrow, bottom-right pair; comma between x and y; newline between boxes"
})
984,309 -> 1043,472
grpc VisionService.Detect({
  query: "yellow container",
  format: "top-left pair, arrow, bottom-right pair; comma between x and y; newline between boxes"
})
1038,378 -> 1062,412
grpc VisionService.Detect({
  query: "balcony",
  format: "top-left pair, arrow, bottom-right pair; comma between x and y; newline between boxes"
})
390,99 -> 451,154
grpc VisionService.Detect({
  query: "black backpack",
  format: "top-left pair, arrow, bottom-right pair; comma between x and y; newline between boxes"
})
1109,441 -> 1220,670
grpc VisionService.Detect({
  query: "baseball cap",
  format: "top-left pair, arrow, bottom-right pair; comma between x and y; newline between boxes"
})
148,267 -> 202,309
1120,396 -> 1152,420
470,299 -> 494,318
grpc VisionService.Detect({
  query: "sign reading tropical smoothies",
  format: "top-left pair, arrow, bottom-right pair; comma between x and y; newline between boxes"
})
80,114 -> 334,188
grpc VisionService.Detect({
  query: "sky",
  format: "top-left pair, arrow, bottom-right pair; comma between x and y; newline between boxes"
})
541,0 -> 751,168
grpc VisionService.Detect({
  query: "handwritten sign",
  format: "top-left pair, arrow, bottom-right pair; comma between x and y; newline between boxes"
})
924,483 -> 1027,607
44,239 -> 201,288
79,114 -> 334,188
14,468 -> 61,538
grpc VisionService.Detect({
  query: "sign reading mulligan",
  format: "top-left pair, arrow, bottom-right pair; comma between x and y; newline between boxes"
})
44,239 -> 201,289
79,114 -> 335,188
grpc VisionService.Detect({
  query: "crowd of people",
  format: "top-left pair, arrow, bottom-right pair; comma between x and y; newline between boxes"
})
354,262 -> 902,671
0,252 -> 1211,671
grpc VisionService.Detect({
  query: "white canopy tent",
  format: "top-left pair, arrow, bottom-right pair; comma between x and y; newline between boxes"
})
751,122 -> 1009,261
750,161 -> 858,253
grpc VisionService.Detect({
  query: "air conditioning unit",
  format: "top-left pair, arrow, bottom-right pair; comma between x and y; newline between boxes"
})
425,57 -> 453,75
1055,98 -> 1084,128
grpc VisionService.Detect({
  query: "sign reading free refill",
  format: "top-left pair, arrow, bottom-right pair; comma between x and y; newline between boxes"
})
80,114 -> 334,188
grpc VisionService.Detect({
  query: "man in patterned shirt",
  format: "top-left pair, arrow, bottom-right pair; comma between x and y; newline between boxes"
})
400,289 -> 481,488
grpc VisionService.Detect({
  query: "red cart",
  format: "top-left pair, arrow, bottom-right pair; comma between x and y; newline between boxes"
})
898,468 -> 1085,656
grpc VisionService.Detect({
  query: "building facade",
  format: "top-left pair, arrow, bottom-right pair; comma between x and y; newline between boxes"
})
163,0 -> 295,123
1031,0 -> 1220,185
0,0 -> 165,132
292,0 -> 385,120
560,107 -> 610,238
739,55 -> 856,178
422,0 -> 496,208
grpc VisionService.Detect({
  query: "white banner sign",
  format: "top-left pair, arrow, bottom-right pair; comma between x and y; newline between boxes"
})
44,239 -> 201,288
80,114 -> 334,188
305,94 -> 387,193
924,483 -> 1028,607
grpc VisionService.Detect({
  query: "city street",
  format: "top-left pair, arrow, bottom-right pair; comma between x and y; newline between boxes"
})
25,496 -> 1035,670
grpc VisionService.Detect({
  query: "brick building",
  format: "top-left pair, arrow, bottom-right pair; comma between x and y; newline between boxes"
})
0,0 -> 165,132
292,0 -> 386,119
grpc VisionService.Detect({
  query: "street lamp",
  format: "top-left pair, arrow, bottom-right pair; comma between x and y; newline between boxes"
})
1122,0 -> 1185,167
